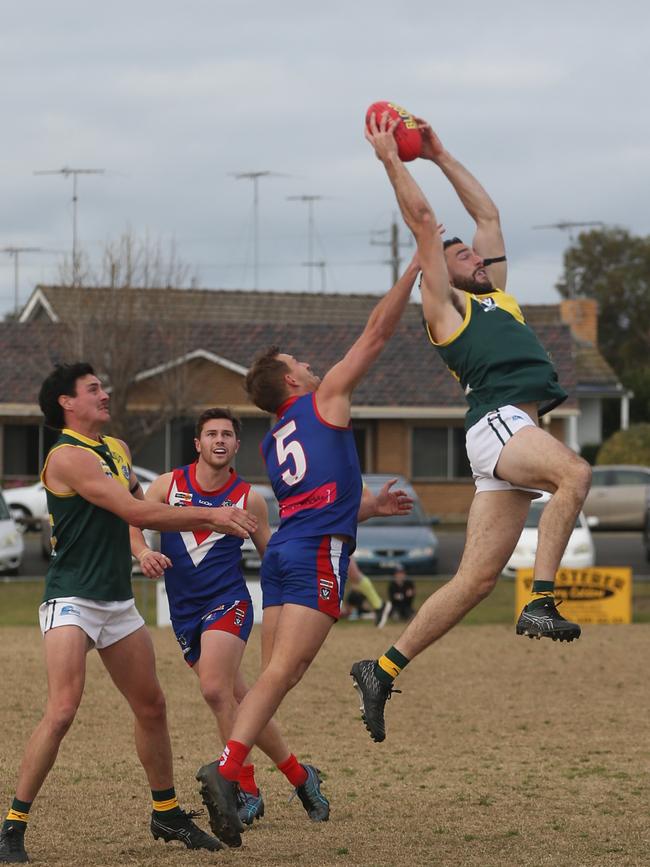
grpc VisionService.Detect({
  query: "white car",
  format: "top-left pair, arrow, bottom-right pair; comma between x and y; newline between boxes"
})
0,488 -> 25,574
6,480 -> 48,530
502,492 -> 597,579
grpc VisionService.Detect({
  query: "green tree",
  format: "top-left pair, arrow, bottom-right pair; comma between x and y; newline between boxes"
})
556,227 -> 650,425
597,424 -> 650,465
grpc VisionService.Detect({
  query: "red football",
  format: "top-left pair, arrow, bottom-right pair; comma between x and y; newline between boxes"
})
365,101 -> 422,162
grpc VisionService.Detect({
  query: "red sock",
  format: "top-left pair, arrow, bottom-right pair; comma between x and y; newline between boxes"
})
277,754 -> 308,788
219,740 -> 250,782
238,763 -> 259,796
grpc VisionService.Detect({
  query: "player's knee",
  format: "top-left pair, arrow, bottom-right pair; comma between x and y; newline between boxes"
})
46,702 -> 78,739
457,569 -> 499,602
265,661 -> 306,693
473,571 -> 499,600
559,456 -> 592,503
200,680 -> 232,711
134,689 -> 167,725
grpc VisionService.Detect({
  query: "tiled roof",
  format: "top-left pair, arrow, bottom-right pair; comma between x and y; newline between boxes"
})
0,318 -> 578,411
25,285 -> 425,326
20,284 -> 622,395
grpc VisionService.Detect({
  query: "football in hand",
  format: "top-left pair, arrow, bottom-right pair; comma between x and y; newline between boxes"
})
365,101 -> 422,162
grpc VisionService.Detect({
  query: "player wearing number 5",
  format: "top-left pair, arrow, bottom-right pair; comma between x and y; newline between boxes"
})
195,257 -> 420,845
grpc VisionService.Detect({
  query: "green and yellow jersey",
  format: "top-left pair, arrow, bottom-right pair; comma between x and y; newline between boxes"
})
426,289 -> 567,430
41,429 -> 134,603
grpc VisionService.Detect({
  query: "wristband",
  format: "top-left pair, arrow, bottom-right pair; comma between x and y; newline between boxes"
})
137,549 -> 153,562
482,255 -> 507,266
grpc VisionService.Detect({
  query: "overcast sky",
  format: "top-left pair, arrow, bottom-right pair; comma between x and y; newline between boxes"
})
1,0 -> 648,316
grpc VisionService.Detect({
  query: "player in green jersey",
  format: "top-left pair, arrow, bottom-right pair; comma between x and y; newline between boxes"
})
0,363 -> 258,862
351,113 -> 592,744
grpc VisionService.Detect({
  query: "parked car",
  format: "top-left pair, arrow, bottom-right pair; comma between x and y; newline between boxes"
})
6,481 -> 48,531
502,492 -> 596,579
353,474 -> 439,575
0,487 -> 25,574
582,465 -> 650,530
643,492 -> 650,563
41,466 -> 159,560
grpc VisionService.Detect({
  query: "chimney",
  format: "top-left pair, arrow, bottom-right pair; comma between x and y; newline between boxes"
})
559,298 -> 599,345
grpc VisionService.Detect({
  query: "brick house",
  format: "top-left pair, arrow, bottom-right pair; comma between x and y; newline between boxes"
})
0,285 -> 626,521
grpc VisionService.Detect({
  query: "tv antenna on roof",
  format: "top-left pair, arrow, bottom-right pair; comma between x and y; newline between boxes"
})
34,167 -> 106,286
533,221 -> 606,299
1,246 -> 43,315
232,170 -> 290,290
532,220 -> 605,242
287,195 -> 329,291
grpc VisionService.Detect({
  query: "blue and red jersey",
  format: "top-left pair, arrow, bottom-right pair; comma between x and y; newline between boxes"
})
160,464 -> 251,622
262,393 -> 362,545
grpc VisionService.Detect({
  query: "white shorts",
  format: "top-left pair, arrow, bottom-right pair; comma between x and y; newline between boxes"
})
39,597 -> 145,649
465,405 -> 543,497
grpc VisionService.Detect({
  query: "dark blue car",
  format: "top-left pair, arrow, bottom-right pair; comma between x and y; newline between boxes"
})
354,474 -> 439,575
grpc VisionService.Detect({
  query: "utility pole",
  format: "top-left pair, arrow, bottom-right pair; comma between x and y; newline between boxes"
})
1,246 -> 43,315
533,220 -> 605,298
302,259 -> 326,292
287,194 -> 326,291
34,166 -> 106,286
232,170 -> 287,290
371,214 -> 412,284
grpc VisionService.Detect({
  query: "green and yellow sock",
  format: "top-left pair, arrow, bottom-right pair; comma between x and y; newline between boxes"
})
375,646 -> 410,685
3,797 -> 31,833
151,787 -> 181,819
526,580 -> 555,609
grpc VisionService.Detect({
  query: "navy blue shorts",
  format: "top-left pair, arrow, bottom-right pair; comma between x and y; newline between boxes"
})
261,535 -> 350,619
172,598 -> 253,666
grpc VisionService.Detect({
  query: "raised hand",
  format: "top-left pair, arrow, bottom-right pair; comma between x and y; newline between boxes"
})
364,110 -> 400,164
413,117 -> 445,162
374,478 -> 414,517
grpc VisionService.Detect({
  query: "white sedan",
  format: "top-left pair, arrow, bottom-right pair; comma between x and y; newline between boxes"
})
0,488 -> 25,574
502,492 -> 597,579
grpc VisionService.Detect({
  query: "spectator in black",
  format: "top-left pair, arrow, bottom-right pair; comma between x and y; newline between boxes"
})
388,565 -> 416,622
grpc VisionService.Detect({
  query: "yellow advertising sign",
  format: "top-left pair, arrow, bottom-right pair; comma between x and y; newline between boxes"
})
515,567 -> 632,625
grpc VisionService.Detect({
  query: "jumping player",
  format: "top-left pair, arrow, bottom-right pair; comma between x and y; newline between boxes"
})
0,364 -> 257,863
350,113 -> 592,743
130,408 -> 337,843
194,257 -> 421,845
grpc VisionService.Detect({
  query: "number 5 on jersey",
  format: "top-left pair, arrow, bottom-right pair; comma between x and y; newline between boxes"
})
273,421 -> 306,486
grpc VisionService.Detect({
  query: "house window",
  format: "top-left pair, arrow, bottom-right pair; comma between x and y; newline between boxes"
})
235,417 -> 271,481
3,424 -> 40,477
352,422 -> 374,473
411,426 -> 471,480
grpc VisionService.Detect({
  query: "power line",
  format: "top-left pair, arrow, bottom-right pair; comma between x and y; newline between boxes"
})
34,166 -> 106,286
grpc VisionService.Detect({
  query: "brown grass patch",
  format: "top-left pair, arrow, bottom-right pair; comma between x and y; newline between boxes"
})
2,622 -> 650,866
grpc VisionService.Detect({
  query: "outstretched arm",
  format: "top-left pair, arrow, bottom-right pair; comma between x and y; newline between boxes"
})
416,119 -> 507,290
364,110 -> 462,345
45,447 -> 257,538
315,251 -> 421,425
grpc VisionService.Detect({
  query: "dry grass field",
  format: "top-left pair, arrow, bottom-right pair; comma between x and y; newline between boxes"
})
2,620 -> 650,866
